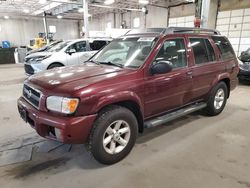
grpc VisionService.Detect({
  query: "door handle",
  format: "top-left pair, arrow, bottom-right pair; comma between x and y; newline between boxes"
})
186,71 -> 193,78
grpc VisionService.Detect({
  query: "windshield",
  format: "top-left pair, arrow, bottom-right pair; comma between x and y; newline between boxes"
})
90,36 -> 158,68
48,41 -> 71,52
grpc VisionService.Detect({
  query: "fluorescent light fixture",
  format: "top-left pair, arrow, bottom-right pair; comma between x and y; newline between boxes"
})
4,15 -> 9,19
141,7 -> 147,13
139,0 -> 149,4
33,2 -> 62,15
104,0 -> 115,5
57,15 -> 63,19
23,9 -> 30,13
39,0 -> 47,4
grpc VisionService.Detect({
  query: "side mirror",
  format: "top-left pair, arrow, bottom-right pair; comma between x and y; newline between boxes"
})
67,48 -> 76,55
151,61 -> 173,75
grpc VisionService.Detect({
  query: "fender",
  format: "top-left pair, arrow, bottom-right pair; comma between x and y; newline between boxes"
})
91,91 -> 144,116
206,72 -> 231,100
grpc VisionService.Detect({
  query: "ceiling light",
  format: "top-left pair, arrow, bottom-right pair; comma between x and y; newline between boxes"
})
57,15 -> 63,19
78,8 -> 84,13
23,9 -> 30,13
104,0 -> 115,5
4,15 -> 9,19
139,0 -> 149,4
39,0 -> 47,4
141,7 -> 147,13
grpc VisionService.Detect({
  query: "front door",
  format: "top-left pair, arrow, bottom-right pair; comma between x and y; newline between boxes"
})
66,41 -> 87,65
144,37 -> 193,118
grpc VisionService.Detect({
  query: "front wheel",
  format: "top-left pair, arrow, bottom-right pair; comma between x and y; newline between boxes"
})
205,82 -> 228,116
88,105 -> 138,165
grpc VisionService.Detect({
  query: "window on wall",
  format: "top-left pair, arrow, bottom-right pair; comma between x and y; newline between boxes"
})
106,22 -> 112,29
190,38 -> 216,64
49,25 -> 56,33
133,17 -> 140,28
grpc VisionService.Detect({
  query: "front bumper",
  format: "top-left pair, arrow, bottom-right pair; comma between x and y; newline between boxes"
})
24,62 -> 44,75
17,97 -> 97,144
238,69 -> 250,80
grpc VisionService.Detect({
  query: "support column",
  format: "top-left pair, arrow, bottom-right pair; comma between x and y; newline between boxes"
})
83,0 -> 89,37
200,0 -> 219,29
43,12 -> 49,43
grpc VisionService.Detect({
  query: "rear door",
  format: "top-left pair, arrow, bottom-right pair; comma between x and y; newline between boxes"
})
188,36 -> 224,101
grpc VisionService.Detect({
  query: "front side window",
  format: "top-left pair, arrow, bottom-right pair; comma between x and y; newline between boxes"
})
74,41 -> 87,52
211,36 -> 235,59
190,38 -> 215,64
90,37 -> 158,68
154,38 -> 187,69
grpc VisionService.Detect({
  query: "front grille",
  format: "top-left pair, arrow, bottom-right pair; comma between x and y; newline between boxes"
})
23,84 -> 41,108
24,64 -> 34,75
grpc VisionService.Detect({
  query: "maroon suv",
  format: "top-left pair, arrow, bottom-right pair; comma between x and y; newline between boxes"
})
18,27 -> 239,164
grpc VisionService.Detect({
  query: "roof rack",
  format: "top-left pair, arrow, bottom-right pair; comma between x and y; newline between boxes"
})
165,27 -> 221,35
125,27 -> 220,36
125,28 -> 166,35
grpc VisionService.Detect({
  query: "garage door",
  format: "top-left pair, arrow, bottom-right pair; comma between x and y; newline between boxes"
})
216,8 -> 250,56
168,15 -> 195,27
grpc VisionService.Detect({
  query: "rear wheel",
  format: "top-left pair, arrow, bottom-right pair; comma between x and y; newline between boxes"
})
88,105 -> 138,165
205,82 -> 228,116
47,63 -> 63,70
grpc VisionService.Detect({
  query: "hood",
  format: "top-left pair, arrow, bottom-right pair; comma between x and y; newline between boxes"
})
26,63 -> 132,94
25,51 -> 52,59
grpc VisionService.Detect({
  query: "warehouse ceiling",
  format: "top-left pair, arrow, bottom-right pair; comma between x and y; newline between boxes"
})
0,0 -> 194,19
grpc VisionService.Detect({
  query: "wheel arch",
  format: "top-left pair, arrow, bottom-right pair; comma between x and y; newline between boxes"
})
96,100 -> 144,133
47,62 -> 64,70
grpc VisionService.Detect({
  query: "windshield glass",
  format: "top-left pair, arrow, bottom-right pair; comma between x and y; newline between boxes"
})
90,36 -> 158,68
48,41 -> 71,52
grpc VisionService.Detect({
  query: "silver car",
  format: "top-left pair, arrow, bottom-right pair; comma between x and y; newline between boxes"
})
24,38 -> 111,75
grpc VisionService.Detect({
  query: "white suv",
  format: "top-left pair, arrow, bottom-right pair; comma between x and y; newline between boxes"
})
24,38 -> 111,75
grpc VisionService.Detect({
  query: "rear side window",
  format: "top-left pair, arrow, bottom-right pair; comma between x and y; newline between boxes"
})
190,38 -> 216,64
90,40 -> 108,51
211,36 -> 235,59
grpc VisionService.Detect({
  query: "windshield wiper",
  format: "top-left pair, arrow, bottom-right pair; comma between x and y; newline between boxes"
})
99,61 -> 123,68
84,60 -> 100,65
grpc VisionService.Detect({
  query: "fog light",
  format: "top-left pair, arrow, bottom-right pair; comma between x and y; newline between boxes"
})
55,128 -> 63,141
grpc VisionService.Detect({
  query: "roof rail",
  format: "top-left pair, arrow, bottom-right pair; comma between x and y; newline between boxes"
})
165,27 -> 221,35
125,28 -> 166,35
124,27 -> 220,36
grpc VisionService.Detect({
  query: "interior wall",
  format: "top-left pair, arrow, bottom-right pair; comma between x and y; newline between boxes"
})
0,17 -> 79,47
89,5 -> 168,30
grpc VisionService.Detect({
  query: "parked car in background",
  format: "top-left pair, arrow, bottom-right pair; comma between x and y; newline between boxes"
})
26,40 -> 62,56
18,27 -> 239,164
238,48 -> 250,81
24,38 -> 112,75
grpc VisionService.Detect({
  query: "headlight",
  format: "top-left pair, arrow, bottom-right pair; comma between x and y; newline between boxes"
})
36,55 -> 51,61
46,96 -> 79,114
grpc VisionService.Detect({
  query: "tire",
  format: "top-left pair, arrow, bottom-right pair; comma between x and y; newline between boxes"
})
205,82 -> 228,116
47,63 -> 63,70
88,105 -> 138,165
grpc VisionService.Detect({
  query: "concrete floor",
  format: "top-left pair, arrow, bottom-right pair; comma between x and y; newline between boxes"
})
0,64 -> 250,188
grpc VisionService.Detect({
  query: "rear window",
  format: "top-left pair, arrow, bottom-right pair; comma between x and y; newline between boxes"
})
90,40 -> 108,51
211,36 -> 235,60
